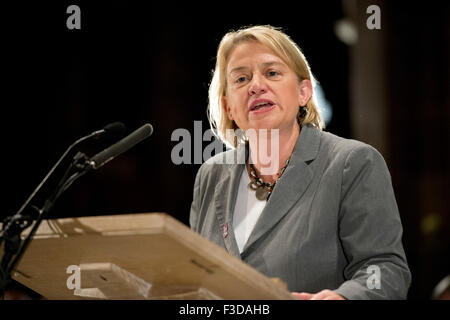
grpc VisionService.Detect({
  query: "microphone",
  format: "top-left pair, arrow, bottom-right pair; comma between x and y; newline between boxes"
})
90,123 -> 153,169
10,122 -> 126,219
91,122 -> 126,139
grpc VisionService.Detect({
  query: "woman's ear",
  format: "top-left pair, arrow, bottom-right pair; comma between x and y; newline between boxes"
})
298,79 -> 313,106
222,96 -> 233,120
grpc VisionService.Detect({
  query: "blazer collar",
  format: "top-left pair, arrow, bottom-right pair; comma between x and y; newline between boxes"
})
213,124 -> 321,258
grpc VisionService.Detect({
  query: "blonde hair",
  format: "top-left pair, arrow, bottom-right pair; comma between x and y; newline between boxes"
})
207,25 -> 324,148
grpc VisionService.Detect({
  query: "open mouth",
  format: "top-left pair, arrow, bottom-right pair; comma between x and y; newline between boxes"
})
249,101 -> 275,111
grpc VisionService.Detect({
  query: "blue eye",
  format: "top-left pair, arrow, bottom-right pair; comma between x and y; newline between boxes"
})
267,70 -> 279,77
236,76 -> 247,83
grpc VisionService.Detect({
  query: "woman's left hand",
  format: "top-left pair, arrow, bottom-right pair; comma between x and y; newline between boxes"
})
292,289 -> 345,300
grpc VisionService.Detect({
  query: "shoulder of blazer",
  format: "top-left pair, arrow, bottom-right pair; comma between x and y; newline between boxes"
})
194,146 -> 243,194
318,129 -> 382,162
199,146 -> 244,176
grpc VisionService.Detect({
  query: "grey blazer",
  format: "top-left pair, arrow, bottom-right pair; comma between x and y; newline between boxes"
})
190,124 -> 411,299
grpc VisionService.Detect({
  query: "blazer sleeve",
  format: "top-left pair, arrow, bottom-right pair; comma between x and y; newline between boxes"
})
334,144 -> 412,299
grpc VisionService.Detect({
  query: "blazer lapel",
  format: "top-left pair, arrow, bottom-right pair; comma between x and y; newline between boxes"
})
241,124 -> 321,255
213,146 -> 247,258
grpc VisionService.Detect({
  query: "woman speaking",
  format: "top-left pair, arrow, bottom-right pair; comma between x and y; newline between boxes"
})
190,25 -> 411,300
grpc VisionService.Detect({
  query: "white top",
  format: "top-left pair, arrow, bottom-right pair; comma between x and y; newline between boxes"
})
232,168 -> 267,253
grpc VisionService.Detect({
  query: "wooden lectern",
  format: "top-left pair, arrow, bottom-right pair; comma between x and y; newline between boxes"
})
10,213 -> 296,300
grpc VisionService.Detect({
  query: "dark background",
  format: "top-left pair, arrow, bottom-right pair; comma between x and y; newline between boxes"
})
2,1 -> 449,300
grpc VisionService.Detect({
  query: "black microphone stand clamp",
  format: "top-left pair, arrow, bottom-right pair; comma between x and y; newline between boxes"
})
0,151 -> 93,297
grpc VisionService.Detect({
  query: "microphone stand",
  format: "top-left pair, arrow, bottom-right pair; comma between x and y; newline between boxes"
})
0,151 -> 94,297
3,122 -> 124,235
13,134 -> 96,222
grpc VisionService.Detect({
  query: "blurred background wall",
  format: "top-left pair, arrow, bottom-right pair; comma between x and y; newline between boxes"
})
2,0 -> 449,299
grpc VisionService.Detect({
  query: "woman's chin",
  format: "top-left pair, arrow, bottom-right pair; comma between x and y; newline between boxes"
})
245,120 -> 279,132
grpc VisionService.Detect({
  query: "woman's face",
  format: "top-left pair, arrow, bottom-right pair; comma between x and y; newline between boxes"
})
223,41 -> 311,134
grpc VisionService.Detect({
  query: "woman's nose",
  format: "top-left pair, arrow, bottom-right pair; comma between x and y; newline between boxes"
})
248,74 -> 267,96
